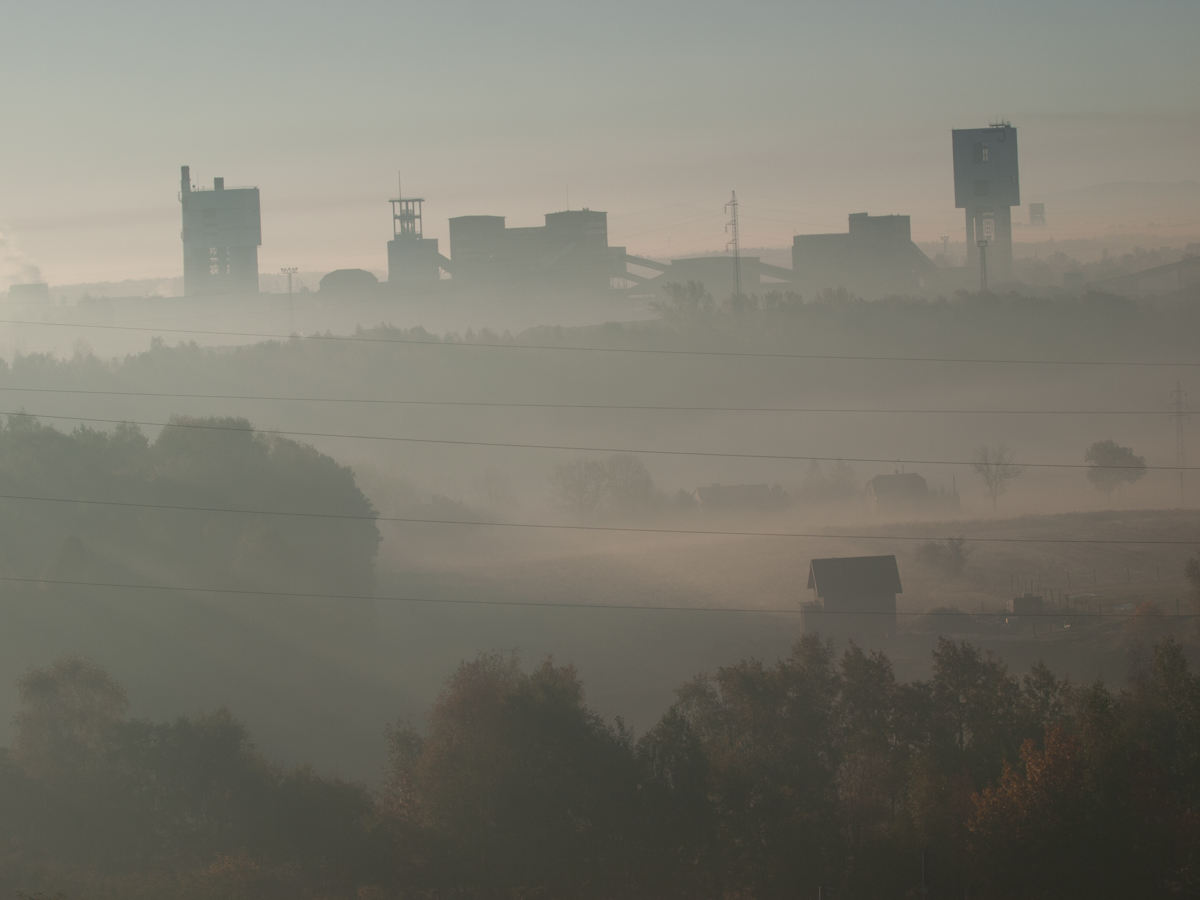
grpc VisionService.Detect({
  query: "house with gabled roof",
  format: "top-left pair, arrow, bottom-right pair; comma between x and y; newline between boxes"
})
801,554 -> 902,641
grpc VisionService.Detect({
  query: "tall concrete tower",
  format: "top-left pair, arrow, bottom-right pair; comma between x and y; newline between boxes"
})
952,124 -> 1019,285
180,166 -> 261,296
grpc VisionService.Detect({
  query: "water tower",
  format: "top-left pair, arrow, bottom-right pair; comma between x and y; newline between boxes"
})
952,124 -> 1019,285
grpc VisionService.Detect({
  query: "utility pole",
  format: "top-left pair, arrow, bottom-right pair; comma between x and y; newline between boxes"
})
1170,381 -> 1188,506
940,236 -> 950,266
725,191 -> 741,301
977,238 -> 989,291
280,267 -> 298,334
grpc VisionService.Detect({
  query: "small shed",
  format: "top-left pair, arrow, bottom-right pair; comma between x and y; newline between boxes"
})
1012,593 -> 1044,616
866,473 -> 929,513
866,472 -> 960,515
803,555 -> 903,639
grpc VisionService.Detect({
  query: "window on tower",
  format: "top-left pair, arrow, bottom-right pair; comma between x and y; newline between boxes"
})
973,142 -> 989,163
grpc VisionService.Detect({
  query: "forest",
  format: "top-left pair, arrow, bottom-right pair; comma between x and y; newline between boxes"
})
0,413 -> 380,598
2,627 -> 1198,900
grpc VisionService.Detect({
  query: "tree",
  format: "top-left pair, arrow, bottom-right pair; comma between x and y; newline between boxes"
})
12,655 -> 128,780
550,455 -> 660,520
1084,439 -> 1146,497
1187,552 -> 1200,621
549,459 -> 607,518
472,466 -> 518,519
915,536 -> 973,576
967,727 -> 1088,898
384,653 -> 643,896
650,281 -> 714,319
972,442 -> 1025,509
602,454 -> 657,518
670,636 -> 842,898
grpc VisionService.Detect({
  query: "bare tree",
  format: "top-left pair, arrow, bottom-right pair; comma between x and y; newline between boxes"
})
473,467 -> 519,519
602,454 -> 656,518
549,460 -> 607,519
972,442 -> 1025,510
650,281 -> 714,319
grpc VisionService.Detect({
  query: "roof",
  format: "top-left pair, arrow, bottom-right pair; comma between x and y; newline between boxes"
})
807,555 -> 902,597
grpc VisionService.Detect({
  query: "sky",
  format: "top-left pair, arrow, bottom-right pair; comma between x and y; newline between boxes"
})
2,0 -> 1199,286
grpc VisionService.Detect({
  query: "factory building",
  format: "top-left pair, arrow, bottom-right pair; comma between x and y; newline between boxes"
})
952,123 -> 1019,284
791,213 -> 936,298
387,195 -> 447,286
617,252 -> 798,301
179,166 -> 261,296
447,209 -> 626,293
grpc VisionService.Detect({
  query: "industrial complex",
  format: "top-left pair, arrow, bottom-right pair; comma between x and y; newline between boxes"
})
177,123 -> 1028,301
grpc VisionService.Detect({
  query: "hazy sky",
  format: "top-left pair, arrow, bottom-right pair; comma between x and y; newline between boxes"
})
3,0 -> 1198,286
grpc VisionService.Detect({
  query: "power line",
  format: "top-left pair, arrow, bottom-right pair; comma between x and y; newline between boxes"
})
0,491 -> 1194,545
0,384 -> 1180,416
4,574 -> 1194,617
8,409 -> 1197,471
0,318 -> 1196,368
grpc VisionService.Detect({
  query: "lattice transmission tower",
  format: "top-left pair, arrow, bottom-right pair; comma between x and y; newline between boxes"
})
725,191 -> 741,300
1170,381 -> 1189,506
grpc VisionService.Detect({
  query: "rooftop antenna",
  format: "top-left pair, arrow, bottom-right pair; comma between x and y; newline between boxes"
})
725,190 -> 741,300
1171,381 -> 1189,506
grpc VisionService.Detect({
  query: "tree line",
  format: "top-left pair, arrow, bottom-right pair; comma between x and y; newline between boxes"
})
3,623 -> 1199,899
0,413 -> 380,598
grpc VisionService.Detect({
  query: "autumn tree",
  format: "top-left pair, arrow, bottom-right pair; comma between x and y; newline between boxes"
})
669,635 -> 842,898
12,655 -> 128,781
384,653 -> 644,896
967,727 -> 1088,898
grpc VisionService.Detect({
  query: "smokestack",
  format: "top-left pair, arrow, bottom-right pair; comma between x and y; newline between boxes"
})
181,165 -> 190,196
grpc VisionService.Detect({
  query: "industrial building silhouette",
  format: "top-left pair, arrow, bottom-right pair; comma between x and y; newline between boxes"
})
177,123 -> 1021,301
952,123 -> 1020,285
179,166 -> 261,296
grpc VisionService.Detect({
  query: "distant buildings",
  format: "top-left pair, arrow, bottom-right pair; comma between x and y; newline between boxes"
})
180,166 -> 261,296
444,210 -> 626,294
791,213 -> 937,298
631,255 -> 797,301
8,283 -> 50,301
176,120 -> 1024,300
801,554 -> 903,641
694,483 -> 789,512
865,472 -> 960,516
320,269 -> 379,294
387,196 -> 446,286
